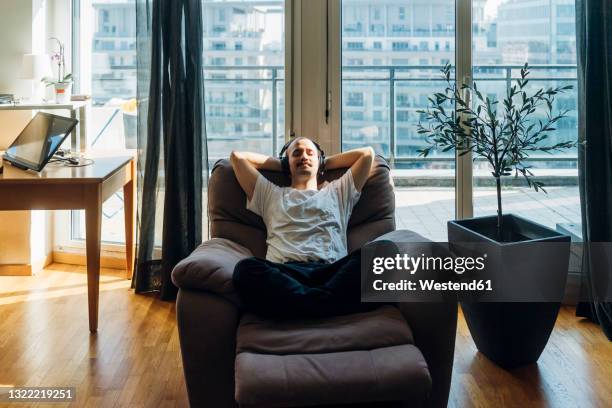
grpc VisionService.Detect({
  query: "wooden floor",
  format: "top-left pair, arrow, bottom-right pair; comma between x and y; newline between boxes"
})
0,264 -> 610,408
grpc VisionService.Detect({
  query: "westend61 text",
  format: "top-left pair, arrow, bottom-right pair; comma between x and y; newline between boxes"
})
372,279 -> 493,292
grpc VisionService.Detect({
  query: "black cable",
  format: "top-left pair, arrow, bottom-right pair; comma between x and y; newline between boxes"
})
64,158 -> 95,167
49,156 -> 95,167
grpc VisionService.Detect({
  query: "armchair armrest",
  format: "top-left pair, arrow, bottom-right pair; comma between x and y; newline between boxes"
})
171,238 -> 253,305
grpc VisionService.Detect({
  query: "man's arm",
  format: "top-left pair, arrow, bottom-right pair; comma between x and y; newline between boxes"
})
324,147 -> 375,192
230,151 -> 281,200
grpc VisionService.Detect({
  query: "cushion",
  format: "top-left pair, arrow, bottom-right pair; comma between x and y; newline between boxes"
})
235,345 -> 431,407
171,238 -> 252,304
237,305 -> 413,355
234,306 -> 431,406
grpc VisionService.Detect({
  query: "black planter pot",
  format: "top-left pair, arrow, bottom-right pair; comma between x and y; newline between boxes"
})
448,214 -> 571,369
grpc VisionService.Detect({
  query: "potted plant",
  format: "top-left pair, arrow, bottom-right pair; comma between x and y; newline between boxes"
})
42,37 -> 73,103
417,63 -> 577,369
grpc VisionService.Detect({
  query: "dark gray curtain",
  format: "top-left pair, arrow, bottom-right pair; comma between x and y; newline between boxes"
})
134,0 -> 208,300
575,0 -> 612,340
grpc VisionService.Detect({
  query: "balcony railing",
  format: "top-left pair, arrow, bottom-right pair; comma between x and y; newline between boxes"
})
203,65 -> 284,158
200,64 -> 577,167
92,64 -> 577,168
342,64 -> 578,165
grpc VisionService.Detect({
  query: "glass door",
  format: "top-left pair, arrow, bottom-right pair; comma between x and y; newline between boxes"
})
471,0 -> 580,234
341,0 -> 456,241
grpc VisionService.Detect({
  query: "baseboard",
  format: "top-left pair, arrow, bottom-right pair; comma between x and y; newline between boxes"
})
52,251 -> 127,270
0,252 -> 53,276
0,264 -> 33,276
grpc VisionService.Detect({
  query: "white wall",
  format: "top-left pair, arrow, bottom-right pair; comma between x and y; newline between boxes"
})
0,0 -> 34,149
0,0 -> 59,269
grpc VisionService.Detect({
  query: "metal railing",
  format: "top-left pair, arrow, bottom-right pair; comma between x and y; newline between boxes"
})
204,65 -> 284,157
92,64 -> 577,167
342,64 -> 577,165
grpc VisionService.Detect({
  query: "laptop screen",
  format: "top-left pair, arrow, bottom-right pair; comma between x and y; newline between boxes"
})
4,113 -> 78,171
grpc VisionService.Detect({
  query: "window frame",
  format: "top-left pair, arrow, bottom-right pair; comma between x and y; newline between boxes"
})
327,0 -> 474,219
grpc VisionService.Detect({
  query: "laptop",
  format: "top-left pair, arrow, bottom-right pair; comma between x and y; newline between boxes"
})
2,112 -> 78,172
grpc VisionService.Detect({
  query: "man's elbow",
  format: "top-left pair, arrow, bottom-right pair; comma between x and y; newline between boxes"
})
363,147 -> 375,168
363,146 -> 375,159
230,150 -> 243,164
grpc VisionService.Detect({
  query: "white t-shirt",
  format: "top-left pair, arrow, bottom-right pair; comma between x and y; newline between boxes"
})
246,169 -> 361,263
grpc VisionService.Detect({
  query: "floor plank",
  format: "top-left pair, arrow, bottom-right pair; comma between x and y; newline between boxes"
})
0,264 -> 188,408
0,263 -> 609,407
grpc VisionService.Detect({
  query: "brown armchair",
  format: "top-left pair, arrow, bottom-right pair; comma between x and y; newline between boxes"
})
172,157 -> 457,407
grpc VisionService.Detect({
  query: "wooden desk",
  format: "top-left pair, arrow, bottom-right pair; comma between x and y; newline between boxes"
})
0,155 -> 135,333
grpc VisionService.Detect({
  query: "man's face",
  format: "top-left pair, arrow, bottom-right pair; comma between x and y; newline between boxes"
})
288,138 -> 320,180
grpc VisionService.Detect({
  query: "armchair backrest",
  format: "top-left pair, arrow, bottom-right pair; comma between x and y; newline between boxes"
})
207,156 -> 395,258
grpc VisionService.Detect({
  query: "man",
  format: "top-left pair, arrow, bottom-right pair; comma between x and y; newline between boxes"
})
230,137 -> 379,318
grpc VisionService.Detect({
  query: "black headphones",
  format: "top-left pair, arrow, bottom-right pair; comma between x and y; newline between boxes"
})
279,138 -> 326,177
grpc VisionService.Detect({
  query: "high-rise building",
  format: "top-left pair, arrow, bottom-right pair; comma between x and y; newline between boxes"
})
89,0 -> 576,165
202,0 -> 284,160
92,0 -> 137,105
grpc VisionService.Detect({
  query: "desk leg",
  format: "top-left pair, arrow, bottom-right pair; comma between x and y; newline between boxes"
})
124,160 -> 136,279
86,186 -> 102,333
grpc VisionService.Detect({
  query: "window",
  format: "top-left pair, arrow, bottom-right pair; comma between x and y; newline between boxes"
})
557,23 -> 575,36
342,0 -> 455,240
557,4 -> 574,17
392,42 -> 410,51
70,0 -> 138,245
373,41 -> 382,50
345,111 -> 364,121
373,93 -> 383,106
70,0 -> 285,249
472,0 -> 579,232
370,23 -> 385,35
346,92 -> 364,107
347,42 -> 364,50
203,0 -> 285,165
373,7 -> 381,20
396,94 -> 411,107
396,111 -> 410,122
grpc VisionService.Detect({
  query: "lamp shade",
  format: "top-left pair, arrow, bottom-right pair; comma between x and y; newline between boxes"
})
21,54 -> 51,80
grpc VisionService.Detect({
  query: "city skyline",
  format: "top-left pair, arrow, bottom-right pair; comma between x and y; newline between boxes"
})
89,0 -> 578,168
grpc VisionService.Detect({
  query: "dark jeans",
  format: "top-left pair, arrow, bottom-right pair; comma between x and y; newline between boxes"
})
233,246 -> 381,318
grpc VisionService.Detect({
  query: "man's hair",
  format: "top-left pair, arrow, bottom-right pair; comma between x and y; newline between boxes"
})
278,137 -> 326,177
